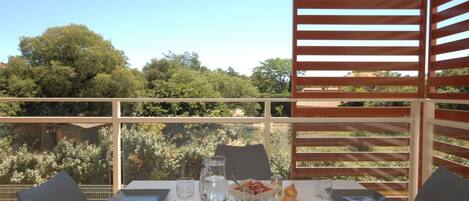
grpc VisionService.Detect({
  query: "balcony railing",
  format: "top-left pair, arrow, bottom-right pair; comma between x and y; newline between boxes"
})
0,97 -> 468,201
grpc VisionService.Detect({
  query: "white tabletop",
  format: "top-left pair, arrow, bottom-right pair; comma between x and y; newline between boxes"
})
126,180 -> 365,201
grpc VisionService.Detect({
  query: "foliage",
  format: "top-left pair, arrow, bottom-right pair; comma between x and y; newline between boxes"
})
122,125 -> 175,183
251,58 -> 291,95
269,131 -> 291,179
340,71 -> 414,107
0,24 -> 145,116
436,68 -> 469,110
0,144 -> 44,184
0,127 -> 113,184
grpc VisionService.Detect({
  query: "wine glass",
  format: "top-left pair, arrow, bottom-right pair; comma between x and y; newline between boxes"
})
314,177 -> 333,201
177,177 -> 194,201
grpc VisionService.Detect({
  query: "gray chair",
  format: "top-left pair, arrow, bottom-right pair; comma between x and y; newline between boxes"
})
414,167 -> 469,201
17,170 -> 88,201
214,144 -> 272,180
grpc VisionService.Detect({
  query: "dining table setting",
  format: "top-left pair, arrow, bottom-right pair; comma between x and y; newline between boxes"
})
111,155 -> 388,201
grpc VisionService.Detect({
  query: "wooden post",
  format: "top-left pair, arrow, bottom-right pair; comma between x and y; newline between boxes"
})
422,101 -> 435,182
409,101 -> 421,200
112,101 -> 122,192
264,99 -> 272,157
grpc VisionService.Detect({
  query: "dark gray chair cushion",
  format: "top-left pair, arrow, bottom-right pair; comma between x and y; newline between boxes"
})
214,144 -> 272,180
17,170 -> 88,201
414,167 -> 469,201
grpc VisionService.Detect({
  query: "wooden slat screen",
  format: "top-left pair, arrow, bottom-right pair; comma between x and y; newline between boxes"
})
428,0 -> 469,99
292,123 -> 411,200
427,0 -> 469,180
293,0 -> 426,99
432,126 -> 469,178
292,1 -> 427,200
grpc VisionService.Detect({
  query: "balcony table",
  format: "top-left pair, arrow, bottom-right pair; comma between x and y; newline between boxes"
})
125,180 -> 365,201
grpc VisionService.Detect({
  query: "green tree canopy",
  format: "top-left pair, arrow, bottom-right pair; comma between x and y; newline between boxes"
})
1,24 -> 145,115
251,58 -> 291,95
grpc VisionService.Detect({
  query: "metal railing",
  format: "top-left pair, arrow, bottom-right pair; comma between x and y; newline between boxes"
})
1,97 -> 468,201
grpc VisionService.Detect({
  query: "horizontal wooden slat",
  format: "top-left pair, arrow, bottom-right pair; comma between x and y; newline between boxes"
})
434,141 -> 469,159
432,2 -> 469,23
294,62 -> 420,71
428,93 -> 469,100
294,152 -> 409,161
296,77 -> 419,86
432,0 -> 451,7
296,31 -> 420,40
431,20 -> 469,39
295,46 -> 419,55
434,125 -> 469,141
429,75 -> 469,87
432,38 -> 469,55
295,167 -> 409,177
295,92 -> 419,99
293,137 -> 410,146
430,57 -> 469,70
293,122 -> 408,132
296,15 -> 420,25
435,109 -> 469,123
296,0 -> 421,9
432,19 -> 469,38
433,157 -> 469,177
360,182 -> 408,191
294,107 -> 410,117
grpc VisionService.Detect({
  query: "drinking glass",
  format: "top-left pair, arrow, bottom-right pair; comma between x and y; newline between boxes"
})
314,177 -> 333,201
270,175 -> 283,196
241,185 -> 258,201
177,177 -> 194,201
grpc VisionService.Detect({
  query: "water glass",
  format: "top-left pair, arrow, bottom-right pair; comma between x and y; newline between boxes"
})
315,178 -> 332,201
241,185 -> 255,201
177,177 -> 194,201
270,175 -> 283,196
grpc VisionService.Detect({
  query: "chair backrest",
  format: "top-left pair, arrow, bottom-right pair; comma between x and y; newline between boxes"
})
214,144 -> 272,180
17,170 -> 88,201
414,167 -> 469,201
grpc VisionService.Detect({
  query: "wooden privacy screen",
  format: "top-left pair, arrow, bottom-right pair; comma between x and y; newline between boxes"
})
292,0 -> 426,99
291,0 -> 427,200
428,1 -> 469,179
428,0 -> 469,99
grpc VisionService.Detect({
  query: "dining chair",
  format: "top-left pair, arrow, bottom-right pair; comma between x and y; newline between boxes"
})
414,166 -> 469,201
17,170 -> 88,201
214,144 -> 272,180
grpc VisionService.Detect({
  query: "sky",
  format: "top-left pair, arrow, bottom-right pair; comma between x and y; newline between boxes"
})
0,0 -> 467,76
0,0 -> 291,75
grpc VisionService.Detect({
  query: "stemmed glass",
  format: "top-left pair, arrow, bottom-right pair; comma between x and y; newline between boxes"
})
315,177 -> 333,201
177,177 -> 194,201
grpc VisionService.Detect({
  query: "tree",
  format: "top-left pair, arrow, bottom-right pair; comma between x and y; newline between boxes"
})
1,24 -> 145,116
251,58 -> 291,95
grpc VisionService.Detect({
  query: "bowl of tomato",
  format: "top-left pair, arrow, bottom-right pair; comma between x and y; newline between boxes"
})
229,179 -> 277,201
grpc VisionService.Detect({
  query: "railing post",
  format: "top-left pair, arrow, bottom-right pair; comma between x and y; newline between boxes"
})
409,100 -> 421,200
422,101 -> 435,182
264,99 -> 272,157
112,101 -> 122,192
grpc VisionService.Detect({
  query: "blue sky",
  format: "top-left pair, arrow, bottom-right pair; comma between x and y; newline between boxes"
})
0,0 -> 291,75
1,0 -> 467,76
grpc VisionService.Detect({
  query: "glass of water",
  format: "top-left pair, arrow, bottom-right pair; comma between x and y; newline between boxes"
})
270,175 -> 283,196
315,177 -> 333,201
177,177 -> 194,201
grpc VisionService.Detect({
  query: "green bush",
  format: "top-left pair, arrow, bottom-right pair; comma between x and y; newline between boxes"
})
1,124 -> 293,184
